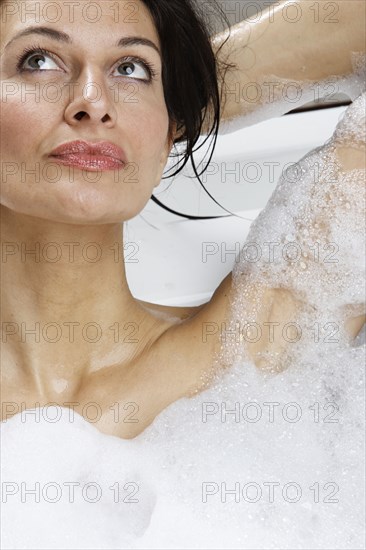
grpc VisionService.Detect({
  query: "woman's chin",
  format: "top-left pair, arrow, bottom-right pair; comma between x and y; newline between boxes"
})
2,198 -> 134,226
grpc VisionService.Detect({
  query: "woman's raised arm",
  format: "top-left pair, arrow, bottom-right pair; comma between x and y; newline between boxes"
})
210,0 -> 366,131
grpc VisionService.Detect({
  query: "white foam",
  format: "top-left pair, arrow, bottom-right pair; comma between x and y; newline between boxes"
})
2,342 -> 365,549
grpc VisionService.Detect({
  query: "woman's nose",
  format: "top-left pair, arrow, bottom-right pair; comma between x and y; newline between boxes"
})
64,69 -> 117,128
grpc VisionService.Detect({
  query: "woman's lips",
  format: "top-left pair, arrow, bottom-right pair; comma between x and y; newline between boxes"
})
50,154 -> 125,171
49,140 -> 127,172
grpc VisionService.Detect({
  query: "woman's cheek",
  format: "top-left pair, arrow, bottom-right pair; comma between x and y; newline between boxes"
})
0,95 -> 48,159
139,100 -> 170,160
1,100 -> 26,158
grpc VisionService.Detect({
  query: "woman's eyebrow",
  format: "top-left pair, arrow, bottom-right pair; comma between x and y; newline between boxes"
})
4,26 -> 161,57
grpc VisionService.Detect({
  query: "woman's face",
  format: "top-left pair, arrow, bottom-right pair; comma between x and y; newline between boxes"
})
0,0 -> 173,224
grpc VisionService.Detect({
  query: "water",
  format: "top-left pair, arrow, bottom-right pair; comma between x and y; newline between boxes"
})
1,90 -> 365,549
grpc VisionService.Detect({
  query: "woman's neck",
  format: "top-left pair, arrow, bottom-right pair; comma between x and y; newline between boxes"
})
0,205 -> 163,399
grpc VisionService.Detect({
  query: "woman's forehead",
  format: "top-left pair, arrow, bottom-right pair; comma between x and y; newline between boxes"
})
0,0 -> 160,48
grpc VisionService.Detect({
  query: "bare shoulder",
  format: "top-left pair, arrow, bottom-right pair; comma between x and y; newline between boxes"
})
150,272 -> 236,396
138,271 -> 234,332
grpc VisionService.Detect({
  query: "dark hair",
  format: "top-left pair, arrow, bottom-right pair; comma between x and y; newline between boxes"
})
141,0 -> 237,219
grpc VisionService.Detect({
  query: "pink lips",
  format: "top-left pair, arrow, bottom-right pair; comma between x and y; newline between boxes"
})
49,140 -> 127,172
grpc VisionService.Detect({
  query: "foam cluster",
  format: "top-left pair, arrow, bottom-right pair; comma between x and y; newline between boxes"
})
1,339 -> 364,549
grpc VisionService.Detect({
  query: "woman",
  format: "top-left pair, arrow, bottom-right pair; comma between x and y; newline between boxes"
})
1,0 -> 365,439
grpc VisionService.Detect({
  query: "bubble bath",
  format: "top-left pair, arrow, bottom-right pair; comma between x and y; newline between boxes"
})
1,90 -> 365,549
1,343 -> 365,549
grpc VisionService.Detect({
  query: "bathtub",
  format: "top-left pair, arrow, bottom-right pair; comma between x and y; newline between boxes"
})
125,104 -> 350,307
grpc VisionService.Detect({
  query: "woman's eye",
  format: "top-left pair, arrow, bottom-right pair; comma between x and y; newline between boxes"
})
113,59 -> 152,81
21,52 -> 60,71
16,49 -> 156,81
